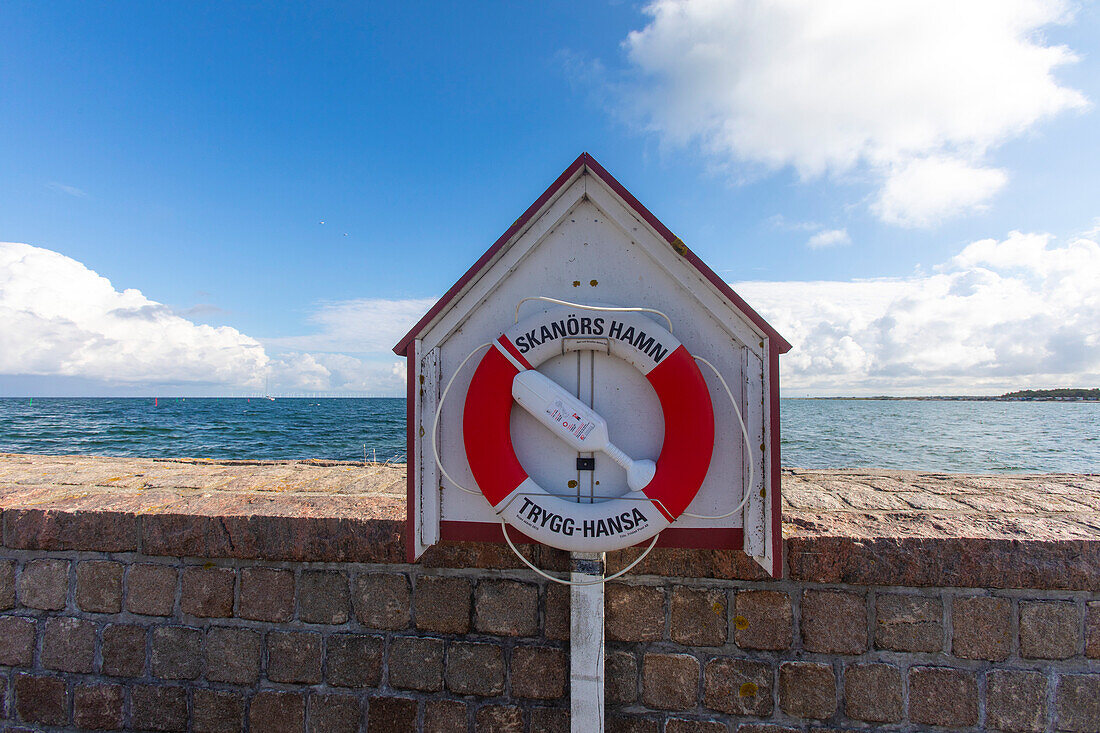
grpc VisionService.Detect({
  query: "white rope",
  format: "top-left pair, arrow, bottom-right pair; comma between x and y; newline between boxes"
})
514,296 -> 674,333
501,520 -> 661,586
431,342 -> 493,495
679,354 -> 755,520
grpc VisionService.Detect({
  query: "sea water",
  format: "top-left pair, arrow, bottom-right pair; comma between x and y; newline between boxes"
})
0,397 -> 1097,473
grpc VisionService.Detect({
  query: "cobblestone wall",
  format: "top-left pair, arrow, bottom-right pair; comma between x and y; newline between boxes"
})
2,550 -> 1098,732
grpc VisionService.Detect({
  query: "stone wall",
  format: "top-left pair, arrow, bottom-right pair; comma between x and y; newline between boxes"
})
1,455 -> 1098,732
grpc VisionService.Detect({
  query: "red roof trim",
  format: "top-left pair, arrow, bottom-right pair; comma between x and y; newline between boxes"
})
394,152 -> 791,355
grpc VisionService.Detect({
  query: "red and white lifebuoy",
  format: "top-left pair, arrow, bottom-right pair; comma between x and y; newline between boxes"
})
463,306 -> 715,552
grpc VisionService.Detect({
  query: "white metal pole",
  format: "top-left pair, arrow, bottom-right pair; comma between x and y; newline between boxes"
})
570,551 -> 605,733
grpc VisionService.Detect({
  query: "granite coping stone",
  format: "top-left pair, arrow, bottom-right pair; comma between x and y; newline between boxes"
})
1,454 -> 1098,589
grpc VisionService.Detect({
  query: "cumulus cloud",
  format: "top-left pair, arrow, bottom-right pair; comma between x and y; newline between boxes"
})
268,352 -> 407,394
0,243 -> 415,395
806,229 -> 851,249
622,0 -> 1086,225
0,243 -> 268,386
873,158 -> 1008,227
735,229 -> 1100,394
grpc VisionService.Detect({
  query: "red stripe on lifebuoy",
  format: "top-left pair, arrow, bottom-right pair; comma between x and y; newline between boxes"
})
643,344 -> 715,520
463,347 -> 528,507
496,335 -> 533,370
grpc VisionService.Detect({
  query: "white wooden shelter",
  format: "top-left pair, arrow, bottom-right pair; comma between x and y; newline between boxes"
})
393,153 -> 790,576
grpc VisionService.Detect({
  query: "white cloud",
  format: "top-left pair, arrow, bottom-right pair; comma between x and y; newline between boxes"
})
806,229 -> 851,249
0,242 -> 268,386
873,157 -> 1008,227
735,229 -> 1100,394
0,242 -> 417,395
268,352 -> 408,394
46,182 -> 88,198
266,296 -> 437,354
622,0 -> 1086,225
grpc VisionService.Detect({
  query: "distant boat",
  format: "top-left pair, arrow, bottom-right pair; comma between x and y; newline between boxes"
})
264,376 -> 276,401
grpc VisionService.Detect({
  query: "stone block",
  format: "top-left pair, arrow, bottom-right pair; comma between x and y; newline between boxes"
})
607,583 -> 665,642
666,719 -> 729,733
250,690 -> 305,733
843,663 -> 902,723
703,657 -> 772,717
778,661 -> 836,720
131,684 -> 188,732
952,595 -> 1012,661
1055,674 -> 1100,733
987,670 -> 1047,733
875,593 -> 942,652
607,714 -> 660,733
193,689 -> 245,733
239,566 -> 294,622
102,624 -> 146,677
908,666 -> 978,728
671,586 -> 727,647
734,590 -> 792,650
642,652 -> 699,711
475,704 -> 524,732
530,707 -> 569,733
545,581 -> 572,638
388,636 -> 445,691
352,572 -> 410,630
6,504 -> 137,552
180,566 -> 235,617
1086,602 -> 1100,658
0,616 -> 36,666
42,616 -> 96,673
14,673 -> 68,726
299,570 -> 350,624
76,560 -> 123,613
205,626 -> 261,685
445,641 -> 505,696
414,574 -> 471,633
126,563 -> 177,616
735,726 -> 798,733
326,633 -> 384,688
0,559 -> 15,609
1019,601 -> 1079,659
545,582 -> 570,640
475,578 -> 539,637
367,696 -> 418,731
152,625 -> 203,680
74,683 -> 124,731
607,651 -> 639,704
268,630 -> 323,684
423,699 -> 468,733
308,693 -> 362,733
801,589 -> 867,654
17,558 -> 69,610
512,645 -> 567,700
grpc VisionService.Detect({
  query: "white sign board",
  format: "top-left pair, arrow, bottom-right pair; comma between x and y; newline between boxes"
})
394,154 -> 788,577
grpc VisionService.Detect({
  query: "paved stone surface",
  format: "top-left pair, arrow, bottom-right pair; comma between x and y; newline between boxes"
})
2,455 -> 1098,587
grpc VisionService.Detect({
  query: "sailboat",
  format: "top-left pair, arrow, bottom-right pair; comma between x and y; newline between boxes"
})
264,375 -> 276,401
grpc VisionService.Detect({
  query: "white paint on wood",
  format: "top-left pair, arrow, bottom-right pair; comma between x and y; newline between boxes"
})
742,347 -> 767,557
409,168 -> 780,573
414,343 -> 441,558
755,339 -> 775,574
571,552 -> 605,733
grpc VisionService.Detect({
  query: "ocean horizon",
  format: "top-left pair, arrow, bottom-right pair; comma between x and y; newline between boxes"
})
0,396 -> 1097,474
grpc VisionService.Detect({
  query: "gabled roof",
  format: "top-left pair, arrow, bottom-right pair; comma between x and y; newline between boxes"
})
393,153 -> 791,355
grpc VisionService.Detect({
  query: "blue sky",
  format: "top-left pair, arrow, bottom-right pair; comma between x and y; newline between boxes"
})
2,1 -> 1099,396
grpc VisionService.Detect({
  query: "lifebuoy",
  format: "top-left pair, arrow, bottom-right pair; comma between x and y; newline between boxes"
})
463,305 -> 715,552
